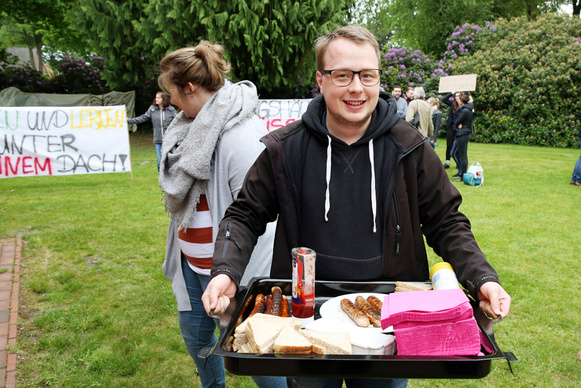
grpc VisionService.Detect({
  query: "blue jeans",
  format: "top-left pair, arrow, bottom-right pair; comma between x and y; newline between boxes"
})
572,156 -> 581,183
179,255 -> 225,388
154,143 -> 162,171
287,377 -> 408,388
179,255 -> 286,388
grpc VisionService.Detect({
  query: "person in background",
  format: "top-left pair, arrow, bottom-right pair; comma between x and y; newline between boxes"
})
441,91 -> 462,169
570,113 -> 581,186
157,41 -> 283,388
406,86 -> 434,144
392,84 -> 408,119
203,25 -> 510,388
403,86 -> 414,104
451,93 -> 474,182
428,96 -> 442,149
127,91 -> 177,171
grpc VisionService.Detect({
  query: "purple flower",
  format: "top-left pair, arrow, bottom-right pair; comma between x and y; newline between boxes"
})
400,64 -> 406,69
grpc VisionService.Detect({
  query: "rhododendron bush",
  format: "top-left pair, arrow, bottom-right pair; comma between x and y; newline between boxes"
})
452,13 -> 581,147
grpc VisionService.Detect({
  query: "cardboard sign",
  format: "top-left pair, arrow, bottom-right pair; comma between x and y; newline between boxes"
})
0,106 -> 131,179
438,74 -> 478,93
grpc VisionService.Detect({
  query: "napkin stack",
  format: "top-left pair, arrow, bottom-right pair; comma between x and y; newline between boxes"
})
380,289 -> 481,356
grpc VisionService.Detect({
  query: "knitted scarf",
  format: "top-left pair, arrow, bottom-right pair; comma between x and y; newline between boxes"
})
159,81 -> 259,230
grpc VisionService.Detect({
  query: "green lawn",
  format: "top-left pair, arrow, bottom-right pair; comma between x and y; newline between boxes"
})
1,132 -> 580,387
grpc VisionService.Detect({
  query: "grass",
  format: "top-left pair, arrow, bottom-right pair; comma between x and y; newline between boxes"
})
1,131 -> 580,387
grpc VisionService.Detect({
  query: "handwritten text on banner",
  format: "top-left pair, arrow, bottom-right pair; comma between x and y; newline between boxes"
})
0,105 -> 131,179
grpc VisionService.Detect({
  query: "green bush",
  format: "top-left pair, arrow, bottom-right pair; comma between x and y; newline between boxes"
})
451,13 -> 581,147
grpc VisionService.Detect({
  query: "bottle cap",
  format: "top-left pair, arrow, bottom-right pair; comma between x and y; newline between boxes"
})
429,262 -> 454,279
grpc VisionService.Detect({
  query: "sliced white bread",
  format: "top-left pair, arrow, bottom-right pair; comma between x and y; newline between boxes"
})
300,330 -> 352,355
274,326 -> 313,354
235,313 -> 301,335
246,317 -> 302,353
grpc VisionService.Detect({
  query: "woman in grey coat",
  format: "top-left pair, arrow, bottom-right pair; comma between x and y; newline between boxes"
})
127,91 -> 177,170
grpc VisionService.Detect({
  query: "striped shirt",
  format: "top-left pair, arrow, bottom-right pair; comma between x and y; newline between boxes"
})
178,194 -> 213,276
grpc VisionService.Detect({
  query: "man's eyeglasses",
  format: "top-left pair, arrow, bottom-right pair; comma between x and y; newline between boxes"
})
320,69 -> 381,87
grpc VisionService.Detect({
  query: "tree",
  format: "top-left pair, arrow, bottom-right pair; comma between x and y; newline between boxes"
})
75,0 -> 355,96
2,0 -> 77,72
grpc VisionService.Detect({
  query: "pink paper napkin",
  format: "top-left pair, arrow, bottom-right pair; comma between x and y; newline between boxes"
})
381,289 -> 472,330
395,317 -> 481,356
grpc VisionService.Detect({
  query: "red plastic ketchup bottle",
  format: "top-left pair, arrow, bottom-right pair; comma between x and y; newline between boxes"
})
291,247 -> 316,325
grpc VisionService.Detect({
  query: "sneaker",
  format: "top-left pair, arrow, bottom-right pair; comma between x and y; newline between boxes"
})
452,172 -> 462,177
444,163 -> 450,169
452,177 -> 462,182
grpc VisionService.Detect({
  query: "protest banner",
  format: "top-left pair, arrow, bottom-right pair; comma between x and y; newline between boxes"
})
258,99 -> 312,131
438,74 -> 478,93
0,105 -> 131,179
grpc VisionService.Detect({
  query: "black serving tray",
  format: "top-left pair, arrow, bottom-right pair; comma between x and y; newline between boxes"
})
203,278 -> 516,379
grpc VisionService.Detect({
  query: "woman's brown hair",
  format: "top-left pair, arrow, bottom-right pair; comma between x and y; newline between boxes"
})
158,41 -> 231,96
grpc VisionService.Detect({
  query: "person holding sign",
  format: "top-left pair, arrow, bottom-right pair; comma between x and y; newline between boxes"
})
442,92 -> 462,169
157,41 -> 282,388
127,91 -> 177,171
451,93 -> 474,182
203,25 -> 511,388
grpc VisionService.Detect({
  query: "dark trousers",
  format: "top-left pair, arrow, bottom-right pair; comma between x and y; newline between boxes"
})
445,126 -> 456,161
456,133 -> 471,176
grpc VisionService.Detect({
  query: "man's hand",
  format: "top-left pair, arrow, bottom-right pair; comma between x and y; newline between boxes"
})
202,274 -> 237,315
478,282 -> 511,320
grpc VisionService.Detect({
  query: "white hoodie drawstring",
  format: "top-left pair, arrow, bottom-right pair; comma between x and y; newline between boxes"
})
369,139 -> 377,233
324,135 -> 377,233
324,135 -> 332,221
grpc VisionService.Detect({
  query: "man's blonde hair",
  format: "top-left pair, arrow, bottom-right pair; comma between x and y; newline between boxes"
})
314,25 -> 381,71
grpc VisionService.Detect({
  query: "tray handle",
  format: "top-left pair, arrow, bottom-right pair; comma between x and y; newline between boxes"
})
503,351 -> 518,375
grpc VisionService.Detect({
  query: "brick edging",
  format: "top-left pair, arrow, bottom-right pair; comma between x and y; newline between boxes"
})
0,238 -> 21,388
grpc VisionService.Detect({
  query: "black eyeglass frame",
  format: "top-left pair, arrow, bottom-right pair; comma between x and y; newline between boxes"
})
320,69 -> 382,87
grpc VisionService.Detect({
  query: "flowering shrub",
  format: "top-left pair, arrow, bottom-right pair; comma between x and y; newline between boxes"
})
0,64 -> 45,93
381,47 -> 437,93
443,22 -> 496,62
49,54 -> 107,94
451,13 -> 581,147
293,72 -> 319,98
0,54 -> 109,95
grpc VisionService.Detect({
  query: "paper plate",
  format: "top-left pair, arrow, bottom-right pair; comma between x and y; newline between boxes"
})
319,293 -> 393,333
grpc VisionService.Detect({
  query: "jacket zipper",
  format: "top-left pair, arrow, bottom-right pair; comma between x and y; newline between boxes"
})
222,221 -> 243,258
392,191 -> 401,255
390,137 -> 424,255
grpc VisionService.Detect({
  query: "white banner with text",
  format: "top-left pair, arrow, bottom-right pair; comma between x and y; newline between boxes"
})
0,105 -> 131,179
257,99 -> 312,131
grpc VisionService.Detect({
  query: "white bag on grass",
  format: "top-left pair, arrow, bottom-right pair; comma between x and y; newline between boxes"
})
463,162 -> 484,186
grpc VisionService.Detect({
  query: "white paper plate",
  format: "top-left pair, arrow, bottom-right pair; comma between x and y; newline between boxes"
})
319,292 -> 393,333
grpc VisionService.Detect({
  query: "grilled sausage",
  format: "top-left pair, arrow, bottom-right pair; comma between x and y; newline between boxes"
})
265,294 -> 273,314
355,296 -> 381,327
366,295 -> 383,315
267,286 -> 284,316
236,294 -> 255,326
340,298 -> 370,327
281,295 -> 290,317
248,294 -> 266,317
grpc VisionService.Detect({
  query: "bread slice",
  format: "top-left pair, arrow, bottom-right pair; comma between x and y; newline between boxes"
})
235,313 -> 300,335
299,330 -> 352,355
247,319 -> 282,353
274,326 -> 313,354
395,281 -> 433,292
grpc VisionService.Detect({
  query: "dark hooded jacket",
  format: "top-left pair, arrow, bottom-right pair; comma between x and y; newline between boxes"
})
211,93 -> 499,300
455,102 -> 474,137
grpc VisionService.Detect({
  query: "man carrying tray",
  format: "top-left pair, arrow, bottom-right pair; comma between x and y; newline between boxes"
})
203,25 -> 511,387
